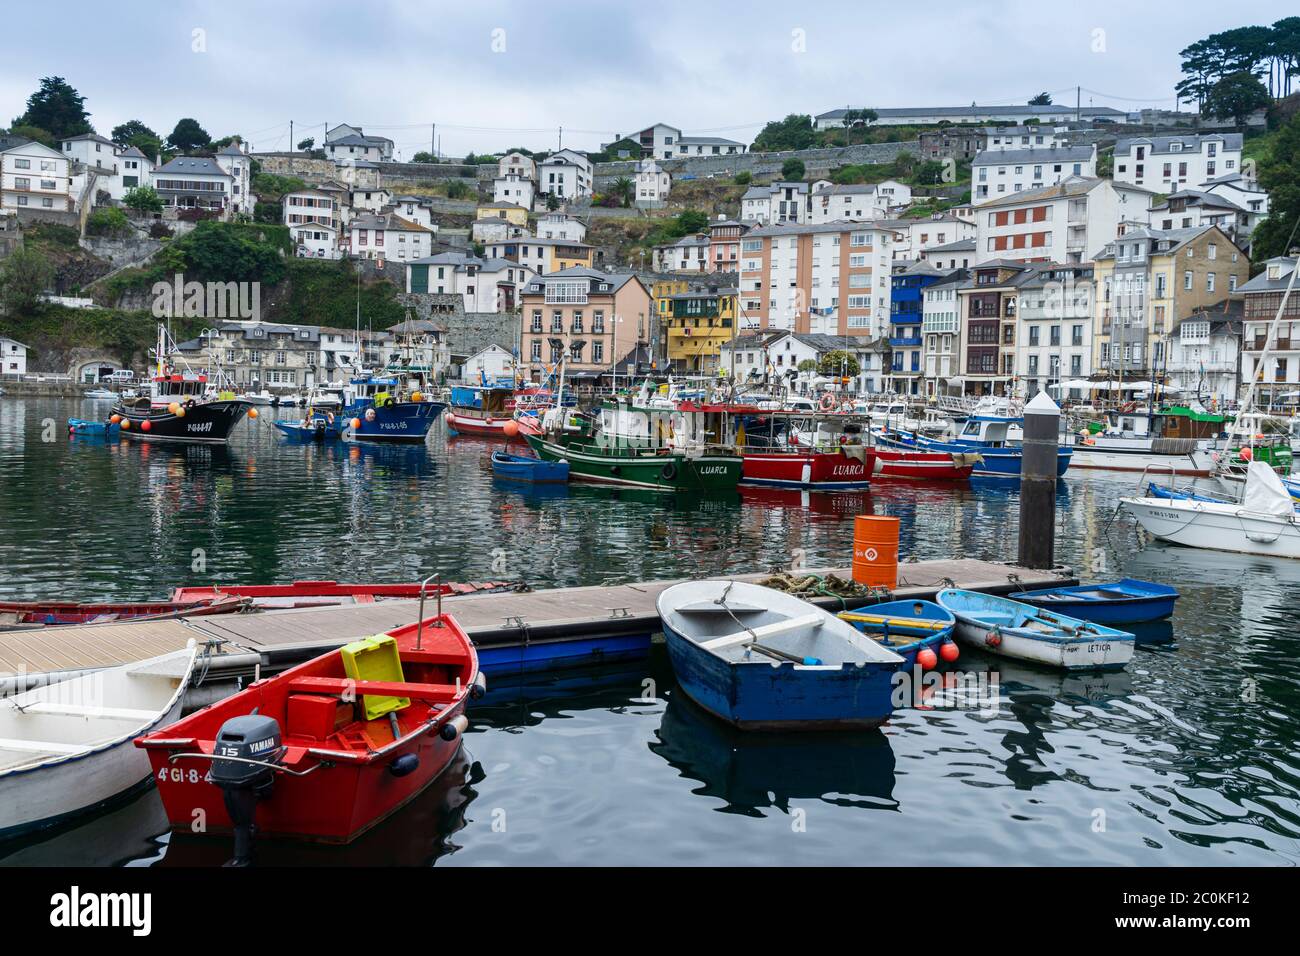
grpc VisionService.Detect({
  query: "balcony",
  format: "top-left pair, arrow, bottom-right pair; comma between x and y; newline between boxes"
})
889,336 -> 923,348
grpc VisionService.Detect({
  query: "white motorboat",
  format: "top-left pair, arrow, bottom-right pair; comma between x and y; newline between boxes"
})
0,643 -> 199,840
236,388 -> 274,406
84,388 -> 117,401
1067,407 -> 1220,476
1122,461 -> 1300,560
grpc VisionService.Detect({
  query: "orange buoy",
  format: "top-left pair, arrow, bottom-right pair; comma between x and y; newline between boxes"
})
351,417 -> 362,429
168,402 -> 180,415
140,419 -> 152,432
502,420 -> 520,438
110,414 -> 121,424
916,647 -> 939,670
411,391 -> 423,402
120,419 -> 131,430
1241,447 -> 1254,461
248,408 -> 259,419
851,515 -> 900,589
939,640 -> 959,663
176,406 -> 185,417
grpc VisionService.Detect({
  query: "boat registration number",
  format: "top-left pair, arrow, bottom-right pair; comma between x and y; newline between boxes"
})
157,767 -> 203,784
186,422 -> 214,433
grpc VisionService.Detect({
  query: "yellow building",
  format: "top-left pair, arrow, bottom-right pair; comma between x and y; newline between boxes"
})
538,237 -> 594,272
475,201 -> 530,227
657,284 -> 740,373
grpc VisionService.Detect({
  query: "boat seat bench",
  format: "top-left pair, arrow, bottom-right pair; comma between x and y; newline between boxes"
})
14,702 -> 158,721
286,676 -> 460,703
700,613 -> 825,651
0,737 -> 88,755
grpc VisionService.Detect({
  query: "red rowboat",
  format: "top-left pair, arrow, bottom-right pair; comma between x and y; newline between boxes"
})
136,611 -> 483,861
170,579 -> 511,609
739,448 -> 876,489
445,409 -> 516,437
872,448 -> 976,481
0,593 -> 250,627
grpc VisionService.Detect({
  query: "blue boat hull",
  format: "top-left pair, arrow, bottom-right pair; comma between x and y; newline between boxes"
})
876,430 -> 1071,478
67,418 -> 119,439
1010,578 -> 1178,625
273,418 -> 344,442
491,452 -> 569,483
663,624 -> 898,730
346,400 -> 446,442
839,600 -> 957,668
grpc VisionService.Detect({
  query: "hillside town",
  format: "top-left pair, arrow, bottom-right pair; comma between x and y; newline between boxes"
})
0,19 -> 1298,414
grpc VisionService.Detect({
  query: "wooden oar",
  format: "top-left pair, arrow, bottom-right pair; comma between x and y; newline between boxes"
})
744,641 -> 822,665
839,614 -> 949,631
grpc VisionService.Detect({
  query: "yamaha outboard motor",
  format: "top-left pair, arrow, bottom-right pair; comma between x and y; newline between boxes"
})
210,714 -> 283,867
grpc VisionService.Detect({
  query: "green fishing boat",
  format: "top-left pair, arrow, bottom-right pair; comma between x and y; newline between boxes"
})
524,434 -> 741,491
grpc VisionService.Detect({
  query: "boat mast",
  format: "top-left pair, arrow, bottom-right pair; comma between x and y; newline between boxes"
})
1226,250 -> 1300,456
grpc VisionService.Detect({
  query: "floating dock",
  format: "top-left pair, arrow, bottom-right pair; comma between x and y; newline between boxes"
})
0,559 -> 1074,682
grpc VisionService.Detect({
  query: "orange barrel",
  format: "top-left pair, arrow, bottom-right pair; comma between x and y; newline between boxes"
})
852,515 -> 899,588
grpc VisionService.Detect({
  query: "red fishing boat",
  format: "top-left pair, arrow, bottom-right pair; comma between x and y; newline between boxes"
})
739,448 -> 876,489
136,610 -> 483,863
0,593 -> 250,628
872,447 -> 977,481
170,579 -> 511,609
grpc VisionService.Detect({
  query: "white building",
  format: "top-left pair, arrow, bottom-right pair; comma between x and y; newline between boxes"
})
112,147 -> 154,201
972,145 -> 1096,205
921,270 -> 967,397
0,337 -> 29,375
406,252 -> 532,313
324,125 -> 394,163
388,195 -> 438,232
809,182 -> 912,222
920,238 -> 976,271
741,181 -> 811,225
981,125 -> 1069,150
349,185 -> 392,216
1013,263 -> 1095,399
348,213 -> 435,261
497,152 -> 537,182
59,133 -> 118,172
635,159 -> 671,203
1202,174 -> 1271,237
214,142 -> 254,217
471,217 -> 527,243
977,177 -> 1152,265
493,174 -> 534,208
539,149 -> 593,200
720,330 -> 885,395
1166,302 -> 1242,406
291,223 -> 339,259
535,212 -> 586,242
0,141 -> 73,213
621,123 -> 748,160
462,344 -> 515,382
653,234 -> 710,272
1113,134 -> 1244,192
150,156 -> 233,216
884,214 -> 977,260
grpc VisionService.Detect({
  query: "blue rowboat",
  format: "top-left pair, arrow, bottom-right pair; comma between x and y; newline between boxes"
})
1008,578 -> 1178,625
657,580 -> 904,731
936,588 -> 1135,671
273,413 -> 345,442
67,418 -> 119,438
491,451 -> 569,483
873,414 -> 1071,479
837,599 -> 957,668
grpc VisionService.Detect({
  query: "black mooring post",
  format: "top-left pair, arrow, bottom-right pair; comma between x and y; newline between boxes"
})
1018,392 -> 1060,570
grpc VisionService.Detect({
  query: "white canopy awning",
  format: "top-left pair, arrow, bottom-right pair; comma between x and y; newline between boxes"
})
1047,379 -> 1095,392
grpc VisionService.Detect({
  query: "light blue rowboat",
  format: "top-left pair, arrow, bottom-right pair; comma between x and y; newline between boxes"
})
936,588 -> 1135,671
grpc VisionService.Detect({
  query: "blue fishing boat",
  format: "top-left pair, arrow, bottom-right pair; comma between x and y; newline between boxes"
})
490,451 -> 569,483
273,411 -> 346,442
838,599 -> 957,668
657,580 -> 904,731
936,588 -> 1135,671
874,414 -> 1071,478
1007,579 -> 1178,625
343,374 -> 446,443
67,418 -> 120,438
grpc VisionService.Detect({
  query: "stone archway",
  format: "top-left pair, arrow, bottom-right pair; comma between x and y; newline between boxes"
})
70,352 -> 126,384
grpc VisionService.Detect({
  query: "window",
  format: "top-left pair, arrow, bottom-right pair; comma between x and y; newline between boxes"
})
1184,271 -> 1193,290
592,342 -> 604,363
1207,273 -> 1215,293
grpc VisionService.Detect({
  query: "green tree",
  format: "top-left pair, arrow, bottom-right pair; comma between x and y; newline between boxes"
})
11,77 -> 92,140
734,170 -> 752,185
1204,70 -> 1272,126
445,180 -> 473,200
676,210 -> 708,234
1029,92 -> 1053,106
123,185 -> 164,213
546,194 -> 560,211
752,114 -> 819,152
782,158 -> 806,180
296,137 -> 315,150
166,118 -> 211,154
1250,111 -> 1300,260
817,350 -> 860,377
112,120 -> 163,157
610,176 -> 635,207
7,124 -> 55,147
86,207 -> 130,237
411,151 -> 435,163
0,246 -> 55,316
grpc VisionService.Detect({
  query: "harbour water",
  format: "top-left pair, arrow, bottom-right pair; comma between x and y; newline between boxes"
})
2,396 -> 1299,866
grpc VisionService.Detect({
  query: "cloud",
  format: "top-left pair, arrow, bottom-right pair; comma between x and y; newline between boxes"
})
0,0 -> 1278,156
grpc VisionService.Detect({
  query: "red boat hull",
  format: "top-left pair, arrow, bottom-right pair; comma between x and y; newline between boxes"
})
739,450 -> 876,489
445,410 -> 513,437
0,593 -> 249,626
138,614 -> 478,844
872,448 -> 973,481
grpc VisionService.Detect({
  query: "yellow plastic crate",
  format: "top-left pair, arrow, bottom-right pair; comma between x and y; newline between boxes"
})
340,634 -> 410,721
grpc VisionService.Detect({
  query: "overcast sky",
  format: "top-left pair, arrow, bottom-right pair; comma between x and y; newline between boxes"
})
2,1 -> 1289,158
